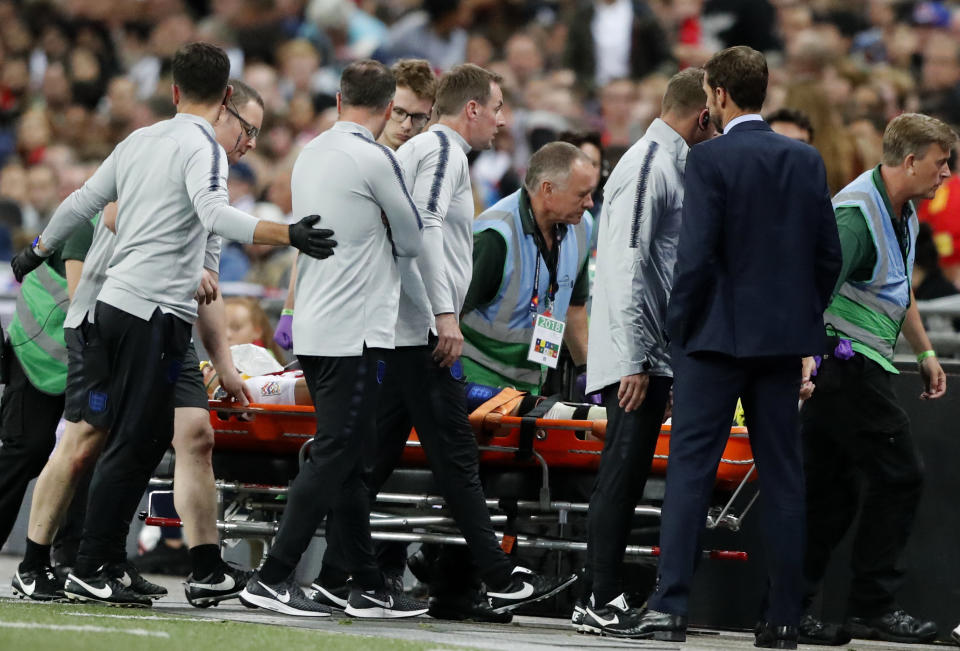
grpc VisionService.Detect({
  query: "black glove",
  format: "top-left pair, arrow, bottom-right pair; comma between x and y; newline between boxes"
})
11,246 -> 46,283
288,214 -> 337,260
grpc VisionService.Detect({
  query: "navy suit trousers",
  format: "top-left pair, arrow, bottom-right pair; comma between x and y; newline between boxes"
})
648,350 -> 805,627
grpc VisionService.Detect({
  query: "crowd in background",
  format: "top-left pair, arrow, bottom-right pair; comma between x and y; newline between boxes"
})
0,0 -> 959,298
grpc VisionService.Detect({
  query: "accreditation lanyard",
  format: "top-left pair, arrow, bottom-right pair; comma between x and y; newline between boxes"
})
528,230 -> 560,320
527,237 -> 566,369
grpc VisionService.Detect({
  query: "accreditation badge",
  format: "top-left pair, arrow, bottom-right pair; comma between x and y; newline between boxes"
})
527,313 -> 565,369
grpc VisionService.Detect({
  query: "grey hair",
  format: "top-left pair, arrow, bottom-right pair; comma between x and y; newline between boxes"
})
523,141 -> 593,194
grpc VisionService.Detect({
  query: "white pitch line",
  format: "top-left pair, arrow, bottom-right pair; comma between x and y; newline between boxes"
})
0,621 -> 170,638
67,611 -> 215,623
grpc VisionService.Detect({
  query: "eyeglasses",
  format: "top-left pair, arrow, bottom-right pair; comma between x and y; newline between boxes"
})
226,101 -> 260,139
390,106 -> 431,129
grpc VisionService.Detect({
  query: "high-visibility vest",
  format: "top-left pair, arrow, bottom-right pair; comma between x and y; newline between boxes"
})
7,262 -> 69,394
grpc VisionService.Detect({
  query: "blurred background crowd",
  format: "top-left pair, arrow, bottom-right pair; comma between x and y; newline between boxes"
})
0,0 -> 959,302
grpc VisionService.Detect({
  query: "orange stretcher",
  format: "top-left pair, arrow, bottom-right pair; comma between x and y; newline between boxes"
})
161,387 -> 759,564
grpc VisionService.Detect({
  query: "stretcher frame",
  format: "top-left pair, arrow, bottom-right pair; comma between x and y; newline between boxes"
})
145,400 -> 760,565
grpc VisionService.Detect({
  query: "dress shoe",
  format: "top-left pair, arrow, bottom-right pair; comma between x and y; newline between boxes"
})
846,609 -> 938,644
754,623 -> 798,649
798,614 -> 852,645
603,608 -> 686,641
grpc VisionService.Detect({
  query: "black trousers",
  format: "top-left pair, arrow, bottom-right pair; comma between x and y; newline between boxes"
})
649,351 -> 805,627
587,375 -> 672,605
75,303 -> 191,574
325,345 -> 515,589
266,351 -> 383,589
801,354 -> 922,618
0,350 -> 65,549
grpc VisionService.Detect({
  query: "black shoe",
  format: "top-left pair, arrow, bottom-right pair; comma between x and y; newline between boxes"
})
345,584 -> 429,618
755,623 -> 798,649
951,621 -> 960,646
239,573 -> 331,617
63,571 -> 151,607
798,614 -> 852,645
581,594 -> 636,636
601,608 -> 687,641
846,609 -> 938,644
104,561 -> 168,600
485,566 -> 578,613
309,580 -> 350,610
571,593 -> 594,632
427,590 -> 513,623
184,562 -> 252,607
12,565 -> 65,601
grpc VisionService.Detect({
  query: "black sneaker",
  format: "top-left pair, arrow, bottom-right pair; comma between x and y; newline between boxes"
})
345,585 -> 429,618
105,561 -> 168,600
846,609 -> 938,644
485,566 -> 578,613
798,613 -> 852,646
571,593 -> 595,632
309,581 -> 350,610
12,565 -> 65,601
427,589 -> 513,623
951,621 -> 960,645
63,571 -> 151,607
238,574 -> 331,617
581,594 -> 633,635
184,562 -> 252,607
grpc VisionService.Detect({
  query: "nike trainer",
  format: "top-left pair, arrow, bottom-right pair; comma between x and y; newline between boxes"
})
238,573 -> 331,617
309,581 -> 350,610
581,593 -> 634,635
185,562 -> 252,607
12,565 -> 65,601
63,571 -> 151,607
571,592 -> 595,631
104,561 -> 167,600
344,585 -> 429,618
486,566 -> 578,613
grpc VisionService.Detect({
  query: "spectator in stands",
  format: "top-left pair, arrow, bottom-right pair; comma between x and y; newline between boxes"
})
918,149 -> 960,286
766,107 -> 815,144
564,0 -> 672,92
374,0 -> 471,71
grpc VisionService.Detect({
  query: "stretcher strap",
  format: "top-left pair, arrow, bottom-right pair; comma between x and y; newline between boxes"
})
498,498 -> 520,555
517,395 -> 559,461
468,387 -> 527,431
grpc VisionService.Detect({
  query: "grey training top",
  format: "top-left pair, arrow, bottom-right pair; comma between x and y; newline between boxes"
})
65,216 -> 222,329
41,112 -> 258,325
291,121 -> 422,356
587,118 -> 689,392
394,124 -> 474,346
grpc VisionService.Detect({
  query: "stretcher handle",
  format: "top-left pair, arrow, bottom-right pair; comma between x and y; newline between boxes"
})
208,400 -> 317,417
650,546 -> 749,562
144,516 -> 182,528
481,412 -> 606,438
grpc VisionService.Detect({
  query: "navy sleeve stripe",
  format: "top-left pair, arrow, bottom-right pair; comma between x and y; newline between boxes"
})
353,132 -> 423,230
194,125 -> 221,191
427,131 -> 450,213
630,142 -> 659,248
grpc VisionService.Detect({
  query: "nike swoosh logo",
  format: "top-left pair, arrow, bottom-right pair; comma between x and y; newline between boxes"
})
188,575 -> 235,591
487,581 -> 534,600
16,572 -> 35,596
70,575 -> 112,599
119,572 -> 132,588
586,608 -> 619,627
258,581 -> 291,604
360,593 -> 394,608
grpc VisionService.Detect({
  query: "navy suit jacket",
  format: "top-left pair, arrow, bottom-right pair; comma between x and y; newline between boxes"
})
666,120 -> 842,358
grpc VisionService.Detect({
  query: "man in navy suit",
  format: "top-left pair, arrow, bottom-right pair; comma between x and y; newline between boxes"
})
629,46 -> 843,649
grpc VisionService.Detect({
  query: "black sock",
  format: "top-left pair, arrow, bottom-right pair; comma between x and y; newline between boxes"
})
72,556 -> 100,578
318,563 -> 349,589
189,544 -> 222,579
190,544 -> 223,580
258,555 -> 295,585
21,538 -> 51,572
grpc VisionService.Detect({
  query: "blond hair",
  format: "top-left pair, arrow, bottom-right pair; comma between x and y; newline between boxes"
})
882,113 -> 957,167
